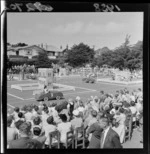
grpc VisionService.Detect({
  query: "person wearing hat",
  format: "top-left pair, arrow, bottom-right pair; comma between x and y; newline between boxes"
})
8,122 -> 43,149
71,110 -> 83,130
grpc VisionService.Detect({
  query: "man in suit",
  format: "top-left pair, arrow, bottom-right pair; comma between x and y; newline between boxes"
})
99,117 -> 122,149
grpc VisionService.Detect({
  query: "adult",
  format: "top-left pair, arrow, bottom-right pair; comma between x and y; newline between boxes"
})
57,114 -> 72,144
8,122 -> 43,149
86,122 -> 103,149
99,117 -> 122,149
7,116 -> 18,145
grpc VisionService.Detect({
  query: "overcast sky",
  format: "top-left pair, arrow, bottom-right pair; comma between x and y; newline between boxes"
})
7,12 -> 143,50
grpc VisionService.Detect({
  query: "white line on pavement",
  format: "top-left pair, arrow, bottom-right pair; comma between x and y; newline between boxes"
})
7,93 -> 24,100
7,104 -> 15,108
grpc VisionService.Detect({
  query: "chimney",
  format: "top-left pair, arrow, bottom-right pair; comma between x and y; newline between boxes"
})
60,45 -> 62,50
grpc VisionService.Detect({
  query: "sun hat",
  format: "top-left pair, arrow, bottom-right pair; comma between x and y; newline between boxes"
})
73,110 -> 79,116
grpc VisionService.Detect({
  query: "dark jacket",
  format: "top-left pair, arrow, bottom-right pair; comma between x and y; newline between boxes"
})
87,122 -> 103,148
9,137 -> 43,149
102,128 -> 122,149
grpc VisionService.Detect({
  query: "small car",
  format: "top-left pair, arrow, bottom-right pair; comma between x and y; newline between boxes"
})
85,77 -> 95,83
35,90 -> 64,101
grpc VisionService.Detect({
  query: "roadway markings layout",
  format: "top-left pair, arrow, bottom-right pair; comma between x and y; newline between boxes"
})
7,93 -> 24,100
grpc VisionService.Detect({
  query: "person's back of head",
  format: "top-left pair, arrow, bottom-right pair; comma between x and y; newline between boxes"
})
59,114 -> 67,123
33,127 -> 41,136
33,116 -> 41,125
119,107 -> 125,114
47,116 -> 54,125
34,106 -> 39,112
14,107 -> 20,113
18,112 -> 24,119
130,101 -> 135,106
19,122 -> 31,136
15,120 -> 24,130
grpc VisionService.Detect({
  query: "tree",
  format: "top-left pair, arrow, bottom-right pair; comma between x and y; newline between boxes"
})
65,43 -> 94,67
12,42 -> 28,47
35,51 -> 52,68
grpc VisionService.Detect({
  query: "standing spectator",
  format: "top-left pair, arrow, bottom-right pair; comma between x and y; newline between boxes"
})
8,122 -> 42,149
99,117 -> 122,149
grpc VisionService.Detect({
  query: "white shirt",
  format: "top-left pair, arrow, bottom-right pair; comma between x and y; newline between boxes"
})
101,126 -> 110,147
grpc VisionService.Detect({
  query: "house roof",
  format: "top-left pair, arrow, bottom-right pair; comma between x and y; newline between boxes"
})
43,45 -> 63,52
7,45 -> 45,51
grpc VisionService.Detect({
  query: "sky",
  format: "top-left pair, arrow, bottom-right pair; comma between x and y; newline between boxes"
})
7,12 -> 143,50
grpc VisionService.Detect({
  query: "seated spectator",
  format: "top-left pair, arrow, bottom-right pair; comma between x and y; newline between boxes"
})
77,101 -> 85,113
32,127 -> 46,148
8,122 -> 42,149
129,101 -> 137,123
7,116 -> 18,145
87,110 -> 98,131
12,107 -> 20,122
32,105 -> 39,117
15,112 -> 25,122
42,116 -> 56,147
112,108 -> 126,143
71,110 -> 83,130
57,114 -> 72,144
86,121 -> 103,148
24,106 -> 33,122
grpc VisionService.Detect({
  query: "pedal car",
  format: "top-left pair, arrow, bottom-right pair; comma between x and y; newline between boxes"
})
35,90 -> 64,101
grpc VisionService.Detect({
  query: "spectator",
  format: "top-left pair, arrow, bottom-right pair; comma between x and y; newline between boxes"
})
71,110 -> 83,130
12,107 -> 20,121
99,117 -> 122,149
57,114 -> 72,144
24,106 -> 33,122
7,116 -> 18,145
9,122 -> 42,149
42,116 -> 56,147
32,127 -> 46,148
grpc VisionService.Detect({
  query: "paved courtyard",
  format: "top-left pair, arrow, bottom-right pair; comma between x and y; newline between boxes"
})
7,76 -> 143,148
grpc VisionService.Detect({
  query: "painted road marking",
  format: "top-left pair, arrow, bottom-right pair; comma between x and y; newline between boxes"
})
7,104 -> 15,108
7,93 -> 24,100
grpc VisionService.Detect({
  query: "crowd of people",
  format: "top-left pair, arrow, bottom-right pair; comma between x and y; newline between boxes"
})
7,88 -> 143,149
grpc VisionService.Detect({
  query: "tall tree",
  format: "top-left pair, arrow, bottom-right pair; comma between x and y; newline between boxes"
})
65,43 -> 94,67
35,51 -> 52,68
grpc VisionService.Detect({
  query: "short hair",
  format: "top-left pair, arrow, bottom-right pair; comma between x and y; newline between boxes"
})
34,106 -> 39,112
26,141 -> 37,149
33,127 -> 41,136
119,107 -> 125,113
100,117 -> 109,125
33,116 -> 41,125
131,101 -> 135,106
91,110 -> 97,117
47,116 -> 54,124
15,120 -> 24,130
59,114 -> 67,122
19,122 -> 31,135
18,112 -> 24,118
115,106 -> 119,110
14,107 -> 20,113
138,88 -> 141,91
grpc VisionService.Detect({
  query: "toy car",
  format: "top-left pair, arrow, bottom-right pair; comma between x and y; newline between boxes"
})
85,77 -> 95,83
35,91 -> 64,101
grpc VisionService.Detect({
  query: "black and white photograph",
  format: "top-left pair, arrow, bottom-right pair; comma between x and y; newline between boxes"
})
1,1 -> 149,153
